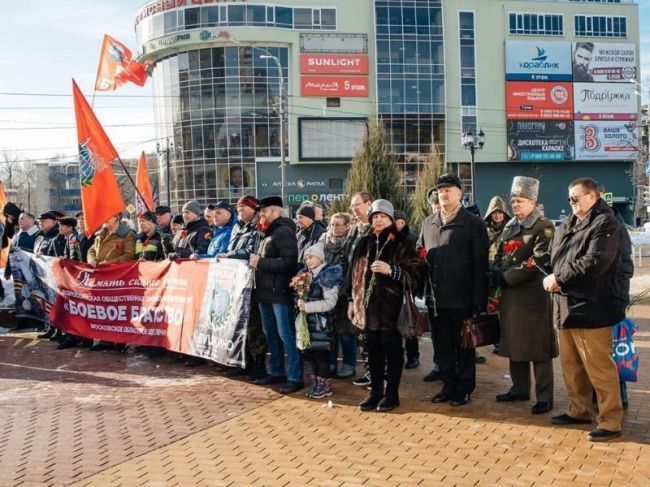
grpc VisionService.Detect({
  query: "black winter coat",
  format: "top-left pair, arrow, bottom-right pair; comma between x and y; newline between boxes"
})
297,220 -> 326,267
424,208 -> 489,311
168,217 -> 212,258
34,227 -> 65,257
613,208 -> 633,308
256,217 -> 298,304
349,225 -> 425,332
550,198 -> 624,329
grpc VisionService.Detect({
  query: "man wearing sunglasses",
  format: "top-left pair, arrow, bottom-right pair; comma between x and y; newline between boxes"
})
543,177 -> 624,442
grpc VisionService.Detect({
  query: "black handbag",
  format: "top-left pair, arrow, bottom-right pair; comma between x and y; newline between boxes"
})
460,314 -> 500,348
396,280 -> 428,338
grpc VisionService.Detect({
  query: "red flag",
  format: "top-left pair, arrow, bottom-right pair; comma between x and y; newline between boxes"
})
95,34 -> 148,91
73,79 -> 126,236
135,151 -> 154,215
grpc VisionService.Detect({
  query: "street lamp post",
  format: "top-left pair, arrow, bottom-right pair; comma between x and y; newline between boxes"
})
156,139 -> 173,208
260,54 -> 286,206
461,129 -> 485,204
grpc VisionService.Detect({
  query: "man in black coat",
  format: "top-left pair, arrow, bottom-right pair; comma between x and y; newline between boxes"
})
249,196 -> 303,394
34,212 -> 65,257
426,173 -> 489,407
166,200 -> 212,259
544,178 -> 624,442
296,204 -> 326,267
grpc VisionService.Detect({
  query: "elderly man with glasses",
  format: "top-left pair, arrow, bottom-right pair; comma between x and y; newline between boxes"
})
543,177 -> 625,442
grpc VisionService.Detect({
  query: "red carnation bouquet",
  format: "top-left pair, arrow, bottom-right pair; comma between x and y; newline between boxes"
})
290,271 -> 312,349
488,239 -> 525,313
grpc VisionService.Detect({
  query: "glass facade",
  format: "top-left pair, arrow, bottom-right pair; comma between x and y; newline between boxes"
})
136,4 -> 336,46
574,15 -> 627,37
151,46 -> 288,208
508,13 -> 564,36
375,0 -> 445,193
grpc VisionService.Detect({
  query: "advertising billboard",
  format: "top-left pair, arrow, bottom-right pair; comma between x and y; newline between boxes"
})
573,82 -> 638,121
572,42 -> 636,82
506,82 -> 573,120
507,120 -> 574,161
505,41 -> 572,81
574,121 -> 639,161
300,77 -> 369,97
300,54 -> 369,75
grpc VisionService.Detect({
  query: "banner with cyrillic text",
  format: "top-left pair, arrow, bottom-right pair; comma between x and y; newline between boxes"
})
48,256 -> 252,367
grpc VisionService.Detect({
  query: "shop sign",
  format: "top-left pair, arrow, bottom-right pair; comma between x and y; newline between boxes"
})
573,82 -> 638,121
574,121 -> 639,161
505,40 -> 572,81
507,120 -> 575,161
301,77 -> 369,97
572,42 -> 636,82
506,82 -> 573,120
300,54 -> 368,75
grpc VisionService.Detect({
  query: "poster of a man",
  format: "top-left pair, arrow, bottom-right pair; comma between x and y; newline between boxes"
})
572,42 -> 595,82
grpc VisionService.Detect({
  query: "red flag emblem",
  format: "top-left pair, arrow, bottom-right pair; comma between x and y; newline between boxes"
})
73,80 -> 126,236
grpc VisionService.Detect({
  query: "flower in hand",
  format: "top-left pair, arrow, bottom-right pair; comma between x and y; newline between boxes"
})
297,299 -> 306,311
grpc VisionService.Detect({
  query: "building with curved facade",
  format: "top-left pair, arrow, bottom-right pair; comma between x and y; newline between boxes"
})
135,0 -> 640,222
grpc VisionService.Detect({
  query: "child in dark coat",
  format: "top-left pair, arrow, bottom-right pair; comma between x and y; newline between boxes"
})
295,242 -> 343,399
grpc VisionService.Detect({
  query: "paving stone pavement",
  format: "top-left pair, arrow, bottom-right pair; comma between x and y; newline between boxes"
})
1,302 -> 649,486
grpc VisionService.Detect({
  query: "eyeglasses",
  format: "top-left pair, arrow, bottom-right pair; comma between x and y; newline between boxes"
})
567,194 -> 585,204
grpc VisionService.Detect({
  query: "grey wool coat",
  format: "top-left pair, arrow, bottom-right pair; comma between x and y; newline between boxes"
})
497,209 -> 559,362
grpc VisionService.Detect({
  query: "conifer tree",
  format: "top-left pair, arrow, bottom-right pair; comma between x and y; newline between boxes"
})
328,116 -> 408,216
411,143 -> 447,231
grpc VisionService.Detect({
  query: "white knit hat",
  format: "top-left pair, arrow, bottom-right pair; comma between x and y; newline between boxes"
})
304,242 -> 325,262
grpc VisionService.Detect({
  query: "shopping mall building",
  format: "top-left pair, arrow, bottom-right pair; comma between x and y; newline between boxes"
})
134,0 -> 640,221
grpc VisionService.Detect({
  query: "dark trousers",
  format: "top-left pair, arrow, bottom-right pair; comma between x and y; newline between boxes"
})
306,349 -> 331,378
432,308 -> 475,398
509,360 -> 554,403
427,307 -> 439,367
365,329 -> 403,401
405,336 -> 419,360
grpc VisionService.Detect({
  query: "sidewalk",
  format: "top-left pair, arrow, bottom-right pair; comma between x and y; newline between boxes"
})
1,283 -> 649,485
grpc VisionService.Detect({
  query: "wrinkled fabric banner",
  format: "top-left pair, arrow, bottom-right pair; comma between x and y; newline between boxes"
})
9,250 -> 58,322
47,257 -> 252,367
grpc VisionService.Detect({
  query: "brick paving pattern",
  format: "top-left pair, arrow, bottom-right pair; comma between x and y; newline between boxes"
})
1,302 -> 650,485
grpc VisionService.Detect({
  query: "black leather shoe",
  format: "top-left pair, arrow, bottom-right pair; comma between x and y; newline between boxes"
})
451,394 -> 470,407
431,391 -> 451,403
255,375 -> 287,385
531,401 -> 553,414
496,391 -> 530,402
279,381 -> 304,394
376,397 -> 400,412
588,429 -> 621,442
404,357 -> 420,369
423,369 -> 441,382
359,395 -> 382,411
37,328 -> 56,339
551,413 -> 592,425
226,367 -> 248,378
184,356 -> 205,367
57,337 -> 77,350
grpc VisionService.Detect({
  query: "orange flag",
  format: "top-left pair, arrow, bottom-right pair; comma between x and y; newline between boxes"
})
0,181 -> 9,268
135,151 -> 154,215
73,79 -> 126,236
95,34 -> 148,91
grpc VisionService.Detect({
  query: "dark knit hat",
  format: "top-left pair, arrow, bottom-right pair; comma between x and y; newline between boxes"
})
38,212 -> 58,221
213,200 -> 233,213
138,211 -> 157,224
2,202 -> 22,220
155,205 -> 172,215
258,196 -> 283,209
182,200 -> 202,217
172,214 -> 184,225
296,205 -> 316,221
437,173 -> 462,190
50,210 -> 65,219
59,217 -> 77,228
393,210 -> 407,222
237,195 -> 259,211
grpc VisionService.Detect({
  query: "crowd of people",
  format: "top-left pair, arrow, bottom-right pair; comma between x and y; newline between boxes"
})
2,171 -> 631,442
